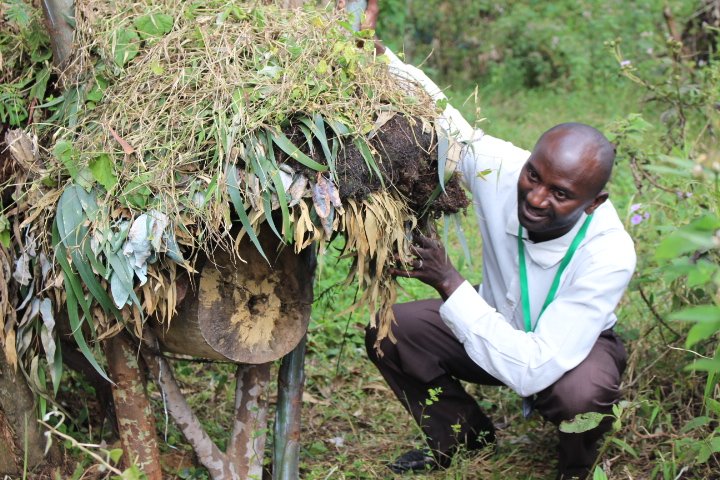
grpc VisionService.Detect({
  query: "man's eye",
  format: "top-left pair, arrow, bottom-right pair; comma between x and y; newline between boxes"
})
554,190 -> 567,200
527,169 -> 538,180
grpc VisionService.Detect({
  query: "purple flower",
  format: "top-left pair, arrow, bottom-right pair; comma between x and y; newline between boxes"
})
643,212 -> 650,219
620,60 -> 632,67
630,203 -> 642,212
631,214 -> 643,225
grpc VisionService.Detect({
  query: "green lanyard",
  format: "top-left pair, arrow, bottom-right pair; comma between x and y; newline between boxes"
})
518,214 -> 593,333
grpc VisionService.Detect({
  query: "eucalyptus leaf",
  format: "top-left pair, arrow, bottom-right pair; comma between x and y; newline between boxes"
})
38,299 -> 60,394
53,223 -> 111,384
226,166 -> 268,263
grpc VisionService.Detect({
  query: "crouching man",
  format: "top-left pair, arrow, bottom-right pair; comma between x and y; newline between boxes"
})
366,112 -> 635,478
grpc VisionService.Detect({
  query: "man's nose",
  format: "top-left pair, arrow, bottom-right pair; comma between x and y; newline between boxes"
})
527,187 -> 550,208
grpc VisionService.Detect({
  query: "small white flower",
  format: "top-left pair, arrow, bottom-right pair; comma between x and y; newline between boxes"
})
328,436 -> 345,447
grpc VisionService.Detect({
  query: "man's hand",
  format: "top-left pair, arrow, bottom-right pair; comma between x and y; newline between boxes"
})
389,233 -> 466,300
362,0 -> 379,30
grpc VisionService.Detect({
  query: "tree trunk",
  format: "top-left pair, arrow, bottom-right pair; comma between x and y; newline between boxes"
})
0,355 -> 59,476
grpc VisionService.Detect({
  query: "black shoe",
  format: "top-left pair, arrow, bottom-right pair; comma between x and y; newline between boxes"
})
387,449 -> 440,474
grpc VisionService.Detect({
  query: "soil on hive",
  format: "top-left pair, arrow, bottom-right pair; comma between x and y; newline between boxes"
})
284,114 -> 470,216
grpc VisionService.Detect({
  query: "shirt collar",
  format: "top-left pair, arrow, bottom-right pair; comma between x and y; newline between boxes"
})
507,199 -> 589,269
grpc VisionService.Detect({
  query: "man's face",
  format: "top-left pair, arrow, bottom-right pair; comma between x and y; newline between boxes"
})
516,136 -> 606,242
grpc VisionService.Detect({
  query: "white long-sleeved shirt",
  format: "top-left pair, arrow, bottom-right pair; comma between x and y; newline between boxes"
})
384,49 -> 637,397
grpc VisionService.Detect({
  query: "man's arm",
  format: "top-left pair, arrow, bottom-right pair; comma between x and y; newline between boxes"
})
383,48 -> 479,144
439,239 -> 635,397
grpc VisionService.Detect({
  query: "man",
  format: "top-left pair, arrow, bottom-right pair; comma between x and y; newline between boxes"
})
366,53 -> 636,479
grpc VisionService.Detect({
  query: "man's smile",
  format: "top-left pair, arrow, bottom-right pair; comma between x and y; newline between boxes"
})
519,201 -> 549,223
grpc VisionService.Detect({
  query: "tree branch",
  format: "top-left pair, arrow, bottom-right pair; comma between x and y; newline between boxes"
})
140,330 -> 232,479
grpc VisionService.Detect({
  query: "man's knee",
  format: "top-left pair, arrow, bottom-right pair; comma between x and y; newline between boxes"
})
364,323 -> 380,362
365,321 -> 397,365
537,371 -> 621,424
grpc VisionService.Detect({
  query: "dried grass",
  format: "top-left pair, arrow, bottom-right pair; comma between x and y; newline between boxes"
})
8,1 -> 444,353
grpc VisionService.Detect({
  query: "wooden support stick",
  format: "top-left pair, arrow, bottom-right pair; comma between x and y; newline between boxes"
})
273,335 -> 307,480
140,331 -> 232,479
103,333 -> 162,480
142,330 -> 272,479
228,363 -> 272,479
40,0 -> 75,69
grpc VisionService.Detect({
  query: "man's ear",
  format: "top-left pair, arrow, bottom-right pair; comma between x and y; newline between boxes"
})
585,191 -> 609,215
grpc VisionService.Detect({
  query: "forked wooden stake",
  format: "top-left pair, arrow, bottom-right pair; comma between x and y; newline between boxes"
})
141,330 -> 271,480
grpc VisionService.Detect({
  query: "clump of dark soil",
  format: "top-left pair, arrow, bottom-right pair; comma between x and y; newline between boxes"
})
283,114 -> 469,216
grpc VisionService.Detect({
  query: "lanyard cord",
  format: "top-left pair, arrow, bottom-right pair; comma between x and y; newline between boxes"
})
518,214 -> 594,333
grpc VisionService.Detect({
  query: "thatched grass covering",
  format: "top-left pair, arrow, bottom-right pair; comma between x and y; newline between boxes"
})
2,1 -> 467,379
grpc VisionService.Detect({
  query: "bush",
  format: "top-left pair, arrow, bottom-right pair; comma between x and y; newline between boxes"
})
378,0 -> 698,91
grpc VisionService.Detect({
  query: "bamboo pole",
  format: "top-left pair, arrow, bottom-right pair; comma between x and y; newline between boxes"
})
273,335 -> 307,480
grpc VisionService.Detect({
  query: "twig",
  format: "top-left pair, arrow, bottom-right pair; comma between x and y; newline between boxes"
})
38,418 -> 123,475
637,286 -> 682,340
140,331 -> 229,478
667,345 -> 712,359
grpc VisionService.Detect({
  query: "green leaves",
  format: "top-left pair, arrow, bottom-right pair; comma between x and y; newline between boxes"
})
53,140 -> 79,180
670,305 -> 720,348
271,130 -> 328,172
354,138 -> 383,187
113,28 -> 140,67
120,174 -> 153,209
0,215 -> 10,248
226,166 -> 268,263
89,154 -> 118,191
52,216 -> 112,385
114,12 -> 174,67
655,215 -> 720,260
559,411 -> 608,433
133,13 -> 174,40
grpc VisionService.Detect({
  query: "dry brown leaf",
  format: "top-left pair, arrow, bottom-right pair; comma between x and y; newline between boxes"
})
107,125 -> 136,155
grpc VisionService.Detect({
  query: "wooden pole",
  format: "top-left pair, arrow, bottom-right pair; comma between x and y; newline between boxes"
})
228,363 -> 272,479
273,335 -> 307,480
142,330 -> 273,480
40,0 -> 75,69
103,333 -> 162,480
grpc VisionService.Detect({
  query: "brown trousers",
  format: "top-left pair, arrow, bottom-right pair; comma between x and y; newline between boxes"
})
365,298 -> 627,479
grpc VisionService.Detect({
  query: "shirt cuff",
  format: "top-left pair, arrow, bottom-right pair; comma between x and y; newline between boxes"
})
439,281 -> 495,343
